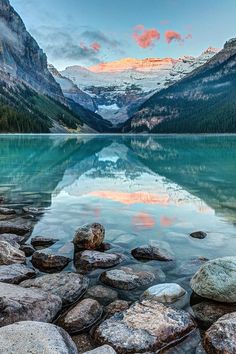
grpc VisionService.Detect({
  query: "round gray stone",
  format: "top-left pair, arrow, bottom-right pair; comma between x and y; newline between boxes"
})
0,321 -> 78,354
190,257 -> 236,303
0,264 -> 36,284
141,283 -> 187,306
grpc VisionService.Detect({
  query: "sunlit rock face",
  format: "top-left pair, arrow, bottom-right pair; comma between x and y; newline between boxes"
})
61,49 -> 217,124
0,0 -> 63,101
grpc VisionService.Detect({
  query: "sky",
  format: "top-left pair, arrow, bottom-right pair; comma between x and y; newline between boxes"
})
11,0 -> 236,70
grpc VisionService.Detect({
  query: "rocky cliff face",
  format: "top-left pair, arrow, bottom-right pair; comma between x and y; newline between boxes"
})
123,39 -> 236,133
0,0 -> 63,101
62,49 -> 218,125
48,64 -> 97,111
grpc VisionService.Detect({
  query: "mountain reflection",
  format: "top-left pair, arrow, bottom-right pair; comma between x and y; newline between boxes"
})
0,134 -> 235,227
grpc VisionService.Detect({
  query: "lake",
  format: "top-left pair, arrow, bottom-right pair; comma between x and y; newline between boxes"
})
0,134 -> 236,305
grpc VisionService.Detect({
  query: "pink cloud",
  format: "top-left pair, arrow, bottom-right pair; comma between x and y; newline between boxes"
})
165,30 -> 182,44
133,25 -> 160,48
165,30 -> 192,44
90,42 -> 101,52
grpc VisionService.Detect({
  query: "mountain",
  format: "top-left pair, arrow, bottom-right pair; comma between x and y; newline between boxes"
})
61,49 -> 218,125
48,64 -> 112,133
123,39 -> 236,133
0,0 -> 108,133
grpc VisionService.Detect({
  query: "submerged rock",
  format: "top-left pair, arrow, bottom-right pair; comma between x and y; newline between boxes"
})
94,300 -> 196,353
58,298 -> 103,334
0,207 -> 16,215
192,301 -> 236,329
0,264 -> 36,284
73,223 -> 105,250
22,206 -> 44,215
84,346 -> 117,354
0,321 -> 78,354
21,272 -> 89,306
141,283 -> 187,307
31,251 -> 71,272
31,236 -> 58,249
20,244 -> 35,257
100,267 -> 155,290
0,221 -> 32,236
204,312 -> 236,353
131,244 -> 174,261
0,241 -> 26,265
75,250 -> 122,270
0,282 -> 62,326
176,257 -> 209,276
190,256 -> 236,303
85,285 -> 118,305
189,231 -> 207,239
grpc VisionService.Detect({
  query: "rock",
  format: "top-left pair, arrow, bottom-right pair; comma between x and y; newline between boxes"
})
0,321 -> 78,354
58,298 -> 103,334
73,223 -> 105,250
31,236 -> 58,249
84,345 -> 117,354
0,233 -> 27,245
99,243 -> 112,251
131,245 -> 174,261
22,206 -> 44,215
0,264 -> 36,284
162,329 -> 202,354
31,251 -> 71,272
75,250 -> 122,270
94,300 -> 196,353
196,343 -> 207,354
105,300 -> 130,318
176,257 -> 209,276
190,257 -> 236,303
72,333 -> 94,353
21,272 -> 89,306
190,231 -> 207,239
0,282 -> 62,326
0,207 -> 16,215
20,244 -> 35,257
85,285 -> 118,305
141,283 -> 187,307
100,267 -> 155,290
0,221 -> 32,236
204,312 -> 236,353
0,241 -> 26,265
192,301 -> 236,329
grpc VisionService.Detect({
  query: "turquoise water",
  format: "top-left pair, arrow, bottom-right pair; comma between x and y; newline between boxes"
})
0,134 -> 236,299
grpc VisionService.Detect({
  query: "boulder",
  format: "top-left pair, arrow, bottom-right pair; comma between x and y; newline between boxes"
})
0,241 -> 26,265
204,312 -> 236,353
0,321 -> 78,354
190,231 -> 207,239
31,236 -> 58,249
73,223 -> 105,250
94,300 -> 196,353
21,272 -> 89,306
100,267 -> 155,290
176,257 -> 208,276
190,257 -> 236,303
0,264 -> 36,284
84,285 -> 118,305
84,346 -> 117,354
141,283 -> 187,307
192,301 -> 236,329
0,221 -> 32,236
0,282 -> 62,326
75,250 -> 122,270
131,245 -> 174,261
58,298 -> 103,334
31,251 -> 71,272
